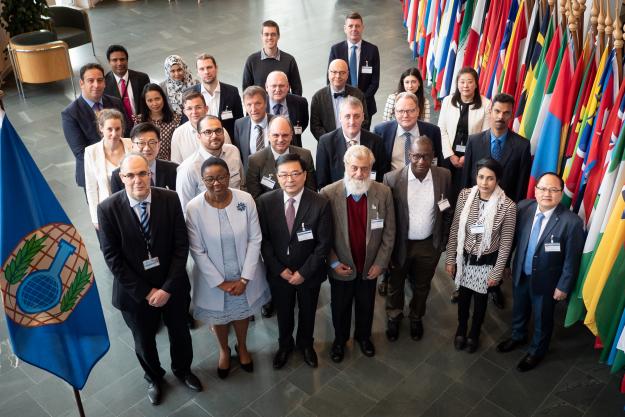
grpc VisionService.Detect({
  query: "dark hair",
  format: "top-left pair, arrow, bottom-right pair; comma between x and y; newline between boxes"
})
451,67 -> 482,109
412,135 -> 434,153
262,20 -> 280,36
396,68 -> 425,118
196,115 -> 221,133
276,153 -> 307,172
182,90 -> 206,106
476,158 -> 503,182
106,44 -> 128,61
536,172 -> 564,190
80,63 -> 104,80
492,93 -> 515,107
200,157 -> 229,177
139,83 -> 174,124
130,122 -> 161,141
346,12 -> 363,22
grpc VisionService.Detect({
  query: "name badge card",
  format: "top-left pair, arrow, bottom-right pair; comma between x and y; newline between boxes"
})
294,125 -> 303,135
297,229 -> 314,242
470,224 -> 485,234
438,198 -> 451,211
455,145 -> 466,153
362,65 -> 373,74
261,175 -> 276,189
143,257 -> 160,270
221,110 -> 233,120
371,218 -> 384,230
544,242 -> 561,252
370,170 -> 377,180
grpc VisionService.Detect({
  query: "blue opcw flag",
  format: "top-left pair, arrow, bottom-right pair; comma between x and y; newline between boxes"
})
0,110 -> 109,389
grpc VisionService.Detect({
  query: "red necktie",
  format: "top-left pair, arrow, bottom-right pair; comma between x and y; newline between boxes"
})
119,79 -> 133,121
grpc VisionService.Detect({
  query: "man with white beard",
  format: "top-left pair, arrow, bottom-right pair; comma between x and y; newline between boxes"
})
320,145 -> 395,362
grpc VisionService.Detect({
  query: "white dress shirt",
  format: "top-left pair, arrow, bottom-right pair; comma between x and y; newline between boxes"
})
532,205 -> 557,242
392,123 -> 420,171
330,87 -> 346,128
127,190 -> 152,220
283,187 -> 304,219
201,82 -> 221,117
170,120 -> 232,164
407,168 -> 435,240
249,115 -> 269,152
343,131 -> 361,147
114,72 -> 136,114
271,146 -> 289,160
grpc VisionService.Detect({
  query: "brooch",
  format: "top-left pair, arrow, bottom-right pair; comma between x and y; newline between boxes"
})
237,202 -> 246,212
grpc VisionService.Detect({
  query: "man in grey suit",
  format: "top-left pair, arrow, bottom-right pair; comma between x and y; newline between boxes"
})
233,86 -> 275,169
497,172 -> 584,372
310,59 -> 369,140
320,145 -> 395,362
383,136 -> 453,342
247,116 -> 316,199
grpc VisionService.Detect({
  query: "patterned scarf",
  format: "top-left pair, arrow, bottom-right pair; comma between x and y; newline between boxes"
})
163,55 -> 198,114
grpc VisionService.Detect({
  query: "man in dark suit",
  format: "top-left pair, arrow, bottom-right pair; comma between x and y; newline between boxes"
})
111,122 -> 178,193
316,96 -> 388,189
233,86 -> 275,169
497,172 -> 584,372
328,12 -> 380,116
104,44 -> 150,123
320,145 -> 395,363
310,59 -> 369,140
183,53 -> 244,141
383,137 -> 453,342
61,63 -> 130,188
97,153 -> 202,405
265,71 -> 308,147
257,153 -> 333,369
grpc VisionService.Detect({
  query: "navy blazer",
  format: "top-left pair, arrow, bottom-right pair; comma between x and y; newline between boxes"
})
233,114 -> 275,169
183,82 -> 244,141
373,120 -> 444,168
512,200 -> 584,296
110,159 -> 179,193
266,93 -> 309,147
61,94 -> 129,187
461,129 -> 531,202
104,69 -> 151,113
315,128 -> 389,189
329,40 -> 380,115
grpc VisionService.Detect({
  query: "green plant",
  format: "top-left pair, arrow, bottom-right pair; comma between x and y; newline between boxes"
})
0,0 -> 49,38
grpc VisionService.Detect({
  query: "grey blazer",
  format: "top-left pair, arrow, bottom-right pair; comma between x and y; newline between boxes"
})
383,165 -> 454,266
320,180 -> 395,281
232,114 -> 275,169
246,145 -> 317,200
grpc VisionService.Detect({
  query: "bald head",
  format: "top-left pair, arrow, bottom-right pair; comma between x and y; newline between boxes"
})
268,115 -> 293,154
266,71 -> 290,103
328,59 -> 349,91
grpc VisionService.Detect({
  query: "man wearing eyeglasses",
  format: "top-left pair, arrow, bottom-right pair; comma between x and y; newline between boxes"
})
176,115 -> 244,211
110,122 -> 178,193
98,153 -> 203,405
257,153 -> 333,370
496,172 -> 584,372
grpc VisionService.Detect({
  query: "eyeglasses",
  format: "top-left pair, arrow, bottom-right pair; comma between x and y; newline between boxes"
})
133,140 -> 158,148
200,128 -> 224,136
396,108 -> 418,116
408,153 -> 432,161
535,186 -> 562,194
276,171 -> 304,179
202,174 -> 229,184
329,70 -> 347,76
184,105 -> 205,112
121,171 -> 151,180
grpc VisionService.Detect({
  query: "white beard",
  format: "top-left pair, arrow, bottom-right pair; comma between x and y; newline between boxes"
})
343,173 -> 372,196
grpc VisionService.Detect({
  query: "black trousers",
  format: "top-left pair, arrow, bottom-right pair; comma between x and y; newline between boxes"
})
271,278 -> 321,349
456,286 -> 488,339
121,294 -> 193,383
330,275 -> 377,345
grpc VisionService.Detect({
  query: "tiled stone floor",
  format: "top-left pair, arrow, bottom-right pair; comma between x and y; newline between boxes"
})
0,0 -> 624,415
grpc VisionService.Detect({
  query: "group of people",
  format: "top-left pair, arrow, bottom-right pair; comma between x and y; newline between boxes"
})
60,12 -> 585,406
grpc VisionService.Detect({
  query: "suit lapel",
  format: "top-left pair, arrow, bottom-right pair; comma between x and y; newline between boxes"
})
536,205 -> 563,248
292,189 -> 312,241
498,132 -> 515,167
365,186 -> 378,246
263,148 -> 277,187
397,166 -> 410,224
518,201 -> 538,257
242,117 -> 252,157
147,189 -> 161,248
323,87 -> 335,129
431,168 -> 442,211
334,184 -> 350,251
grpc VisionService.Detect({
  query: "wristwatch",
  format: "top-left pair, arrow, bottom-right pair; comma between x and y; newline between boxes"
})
240,278 -> 249,285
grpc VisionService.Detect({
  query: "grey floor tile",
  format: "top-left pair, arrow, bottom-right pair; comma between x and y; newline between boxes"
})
0,392 -> 50,417
234,408 -> 261,417
169,400 -> 212,417
424,345 -> 481,380
286,355 -> 340,395
302,378 -> 376,417
93,367 -> 149,416
465,399 -> 514,417
531,395 -> 583,417
132,375 -> 196,417
27,376 -> 75,417
249,380 -> 309,417
552,368 -> 605,412
384,362 -> 454,405
582,374 -> 625,417
335,356 -> 403,401
0,367 -> 37,407
61,397 -> 114,417
419,389 -> 471,417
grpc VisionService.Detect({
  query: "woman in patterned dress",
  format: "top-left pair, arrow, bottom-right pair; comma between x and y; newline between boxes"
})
137,83 -> 182,160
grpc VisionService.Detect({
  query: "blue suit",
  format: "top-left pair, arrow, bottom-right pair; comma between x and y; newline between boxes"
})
373,120 -> 444,169
511,200 -> 584,357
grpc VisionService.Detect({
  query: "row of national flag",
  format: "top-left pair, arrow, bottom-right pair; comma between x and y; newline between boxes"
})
402,0 -> 625,390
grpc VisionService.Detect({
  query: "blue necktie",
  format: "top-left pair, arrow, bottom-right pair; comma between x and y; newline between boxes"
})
139,201 -> 151,242
492,138 -> 503,161
273,103 -> 283,115
523,212 -> 544,275
349,45 -> 358,86
403,132 -> 412,165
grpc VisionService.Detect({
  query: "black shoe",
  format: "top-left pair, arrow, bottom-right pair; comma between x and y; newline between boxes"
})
466,337 -> 479,353
261,301 -> 274,318
410,320 -> 424,341
378,280 -> 388,296
490,287 -> 505,310
357,338 -> 375,357
330,342 -> 345,363
178,372 -> 202,392
496,337 -> 527,353
450,290 -> 459,304
235,344 -> 254,373
273,347 -> 292,369
302,346 -> 318,368
386,315 -> 402,342
454,335 -> 466,350
187,312 -> 195,329
147,381 -> 162,405
217,347 -> 231,379
517,354 -> 542,372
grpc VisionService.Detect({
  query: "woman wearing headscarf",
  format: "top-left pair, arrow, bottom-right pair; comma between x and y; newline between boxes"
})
159,55 -> 198,115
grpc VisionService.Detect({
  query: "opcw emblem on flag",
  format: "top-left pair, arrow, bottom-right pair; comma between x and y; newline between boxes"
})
1,223 -> 93,327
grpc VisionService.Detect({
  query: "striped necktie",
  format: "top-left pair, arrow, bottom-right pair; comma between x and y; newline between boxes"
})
255,125 -> 265,151
138,201 -> 151,242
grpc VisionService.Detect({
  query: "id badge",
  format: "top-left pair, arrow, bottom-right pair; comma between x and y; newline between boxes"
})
371,218 -> 384,230
221,110 -> 233,120
544,242 -> 561,252
470,224 -> 485,234
370,170 -> 377,180
260,175 -> 276,189
455,145 -> 466,153
143,257 -> 160,270
362,66 -> 373,74
297,229 -> 314,242
438,198 -> 451,211
294,125 -> 303,135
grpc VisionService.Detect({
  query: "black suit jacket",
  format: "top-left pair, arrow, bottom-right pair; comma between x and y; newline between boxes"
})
373,120 -> 444,169
329,40 -> 380,115
61,95 -> 130,187
310,85 -> 369,140
257,188 -> 333,287
97,188 -> 190,311
183,82 -> 244,141
104,69 -> 151,113
316,128 -> 389,189
266,94 -> 309,147
110,159 -> 179,193
461,130 -> 531,202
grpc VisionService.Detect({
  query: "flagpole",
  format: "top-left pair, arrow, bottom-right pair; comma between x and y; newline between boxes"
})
73,388 -> 86,417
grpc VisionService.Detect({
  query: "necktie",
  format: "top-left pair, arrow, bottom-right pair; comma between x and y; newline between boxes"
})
255,125 -> 264,152
92,102 -> 102,112
403,132 -> 412,165
333,91 -> 347,99
273,103 -> 283,115
492,138 -> 503,161
285,198 -> 295,234
119,78 -> 133,120
349,45 -> 358,86
138,201 -> 151,243
523,212 -> 544,275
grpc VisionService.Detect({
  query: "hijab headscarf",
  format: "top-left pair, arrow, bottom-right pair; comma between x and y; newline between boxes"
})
162,55 -> 198,114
